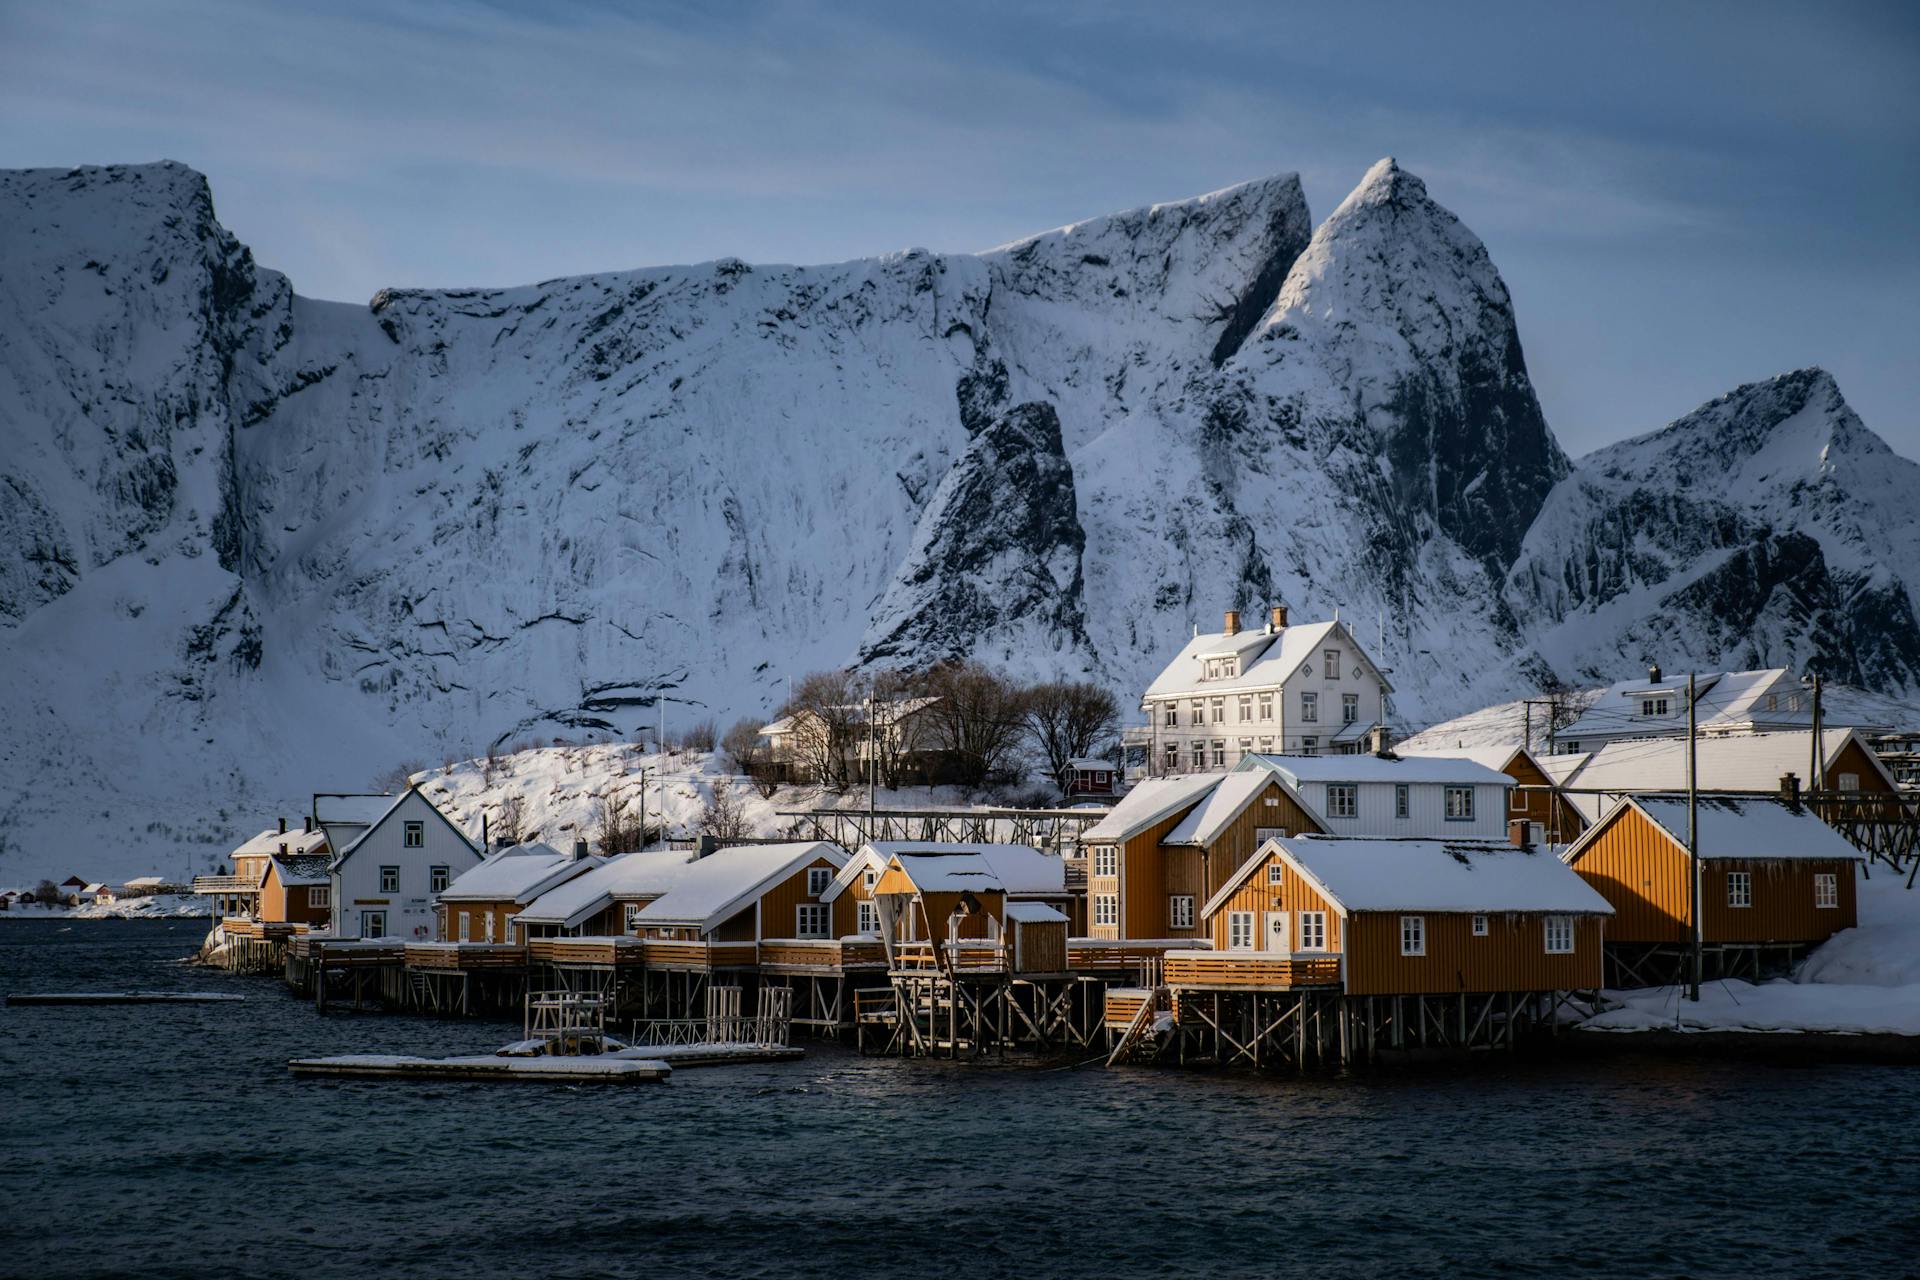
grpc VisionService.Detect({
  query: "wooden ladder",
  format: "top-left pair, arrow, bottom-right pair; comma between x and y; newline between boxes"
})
1105,984 -> 1169,1067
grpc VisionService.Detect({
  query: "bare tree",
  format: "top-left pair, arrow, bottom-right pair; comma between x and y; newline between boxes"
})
593,790 -> 649,855
1024,680 -> 1121,797
722,717 -> 779,798
698,777 -> 753,842
866,668 -> 935,790
491,795 -> 525,848
776,669 -> 866,789
919,661 -> 1028,788
680,718 -> 718,752
34,879 -> 58,906
374,759 -> 425,793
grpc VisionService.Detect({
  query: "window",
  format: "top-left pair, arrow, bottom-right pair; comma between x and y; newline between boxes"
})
1169,895 -> 1195,930
1544,916 -> 1574,954
1237,738 -> 1252,759
1211,741 -> 1226,768
1227,912 -> 1255,950
1163,742 -> 1180,773
1400,915 -> 1425,956
1301,691 -> 1319,723
857,900 -> 880,934
403,820 -> 424,848
1299,911 -> 1326,951
430,865 -> 450,893
1838,772 -> 1861,792
1267,861 -> 1286,884
1092,846 -> 1117,877
1814,873 -> 1838,909
1258,736 -> 1273,753
1514,788 -> 1532,813
1765,693 -> 1778,711
483,912 -> 495,943
1300,737 -> 1318,755
457,910 -> 471,942
1727,871 -> 1751,909
624,903 -> 644,933
1258,693 -> 1273,721
1094,894 -> 1118,927
1639,697 -> 1670,717
1255,826 -> 1283,844
863,868 -> 878,890
1342,693 -> 1359,725
1324,650 -> 1340,680
807,866 -> 832,897
1395,784 -> 1410,820
1163,703 -> 1178,728
1210,698 -> 1225,724
307,886 -> 329,909
796,904 -> 830,938
1444,787 -> 1475,821
1191,742 -> 1207,771
379,865 -> 399,893
1326,783 -> 1358,819
1189,700 -> 1205,727
361,910 -> 386,939
1471,914 -> 1488,937
1238,695 -> 1253,722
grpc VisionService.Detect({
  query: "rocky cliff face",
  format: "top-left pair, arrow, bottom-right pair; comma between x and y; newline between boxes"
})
1,159 -> 1915,878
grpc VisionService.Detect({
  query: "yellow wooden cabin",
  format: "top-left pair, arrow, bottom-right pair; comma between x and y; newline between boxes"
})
624,842 -> 852,970
868,852 -> 1071,976
435,843 -> 594,944
259,854 -> 332,928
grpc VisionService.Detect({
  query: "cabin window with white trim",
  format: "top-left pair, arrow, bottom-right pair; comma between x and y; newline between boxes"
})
403,821 -> 424,849
458,910 -> 471,941
361,910 -> 386,939
1324,650 -> 1340,680
1092,846 -> 1117,878
1163,703 -> 1178,728
1300,736 -> 1318,755
1640,697 -> 1670,717
624,903 -> 643,933
1169,895 -> 1195,930
1326,784 -> 1358,819
1400,915 -> 1426,956
807,867 -> 832,897
1238,695 -> 1253,722
1256,826 -> 1283,845
308,886 -> 329,909
1190,742 -> 1207,771
1094,895 -> 1118,927
1227,912 -> 1255,950
1472,914 -> 1488,936
1444,787 -> 1475,821
796,904 -> 830,938
1395,784 -> 1410,819
1164,742 -> 1180,772
857,901 -> 879,935
863,868 -> 878,890
1299,911 -> 1327,951
1211,698 -> 1225,724
1727,871 -> 1752,908
1544,915 -> 1574,953
483,912 -> 495,942
379,866 -> 399,893
1342,693 -> 1359,725
1267,861 -> 1286,884
1258,736 -> 1273,753
1838,773 -> 1860,792
1189,700 -> 1205,726
430,865 -> 450,893
1814,873 -> 1838,909
1258,693 -> 1273,721
1301,691 -> 1319,723
1211,741 -> 1226,768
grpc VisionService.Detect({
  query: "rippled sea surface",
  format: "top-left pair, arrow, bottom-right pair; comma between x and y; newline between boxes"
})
3,920 -> 1919,1279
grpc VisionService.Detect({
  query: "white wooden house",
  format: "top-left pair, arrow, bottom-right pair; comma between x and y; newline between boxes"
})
1231,753 -> 1514,840
326,787 -> 482,939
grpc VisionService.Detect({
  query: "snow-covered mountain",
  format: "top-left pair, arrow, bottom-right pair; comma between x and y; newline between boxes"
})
2,157 -> 1916,879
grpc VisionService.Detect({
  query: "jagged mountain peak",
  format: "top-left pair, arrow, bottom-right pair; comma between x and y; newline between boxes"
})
1597,366 -> 1884,477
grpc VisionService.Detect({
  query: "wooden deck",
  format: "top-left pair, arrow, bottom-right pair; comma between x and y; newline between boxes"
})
640,940 -> 758,971
1067,939 -> 1204,973
1163,951 -> 1343,991
288,1054 -> 671,1083
527,937 -> 645,968
404,942 -> 529,970
756,939 -> 887,971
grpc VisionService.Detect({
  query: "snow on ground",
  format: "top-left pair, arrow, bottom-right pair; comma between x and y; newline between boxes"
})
1581,871 -> 1920,1036
2,894 -> 207,921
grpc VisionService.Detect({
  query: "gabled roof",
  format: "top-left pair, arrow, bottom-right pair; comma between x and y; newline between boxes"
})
633,842 -> 845,931
331,788 -> 479,869
1399,745 -> 1523,774
876,853 -> 1006,895
1207,834 -> 1615,918
230,827 -> 330,861
861,843 -> 1065,895
438,844 -> 591,904
266,854 -> 333,888
1564,795 -> 1864,865
514,848 -> 695,929
1005,900 -> 1068,924
1236,753 -> 1510,786
1541,729 -> 1896,822
1163,773 -> 1275,847
1079,773 -> 1224,842
311,793 -> 395,826
1144,618 -> 1393,698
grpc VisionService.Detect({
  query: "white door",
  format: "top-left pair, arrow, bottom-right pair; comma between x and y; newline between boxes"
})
1264,911 -> 1290,955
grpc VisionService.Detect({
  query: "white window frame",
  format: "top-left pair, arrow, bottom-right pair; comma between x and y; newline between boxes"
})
1237,695 -> 1253,722
483,912 -> 495,943
1163,703 -> 1178,728
361,910 -> 387,939
1299,910 -> 1327,952
1444,786 -> 1475,821
1814,873 -> 1838,909
307,885 -> 329,909
1301,691 -> 1319,723
1472,914 -> 1488,937
1727,870 -> 1752,909
1211,740 -> 1226,768
1093,894 -> 1118,928
1838,772 -> 1860,792
807,866 -> 832,897
1267,861 -> 1286,884
857,900 -> 880,935
1342,693 -> 1359,725
1326,783 -> 1358,820
1190,742 -> 1207,771
1395,783 -> 1410,820
1300,736 -> 1318,755
403,820 -> 424,849
1544,915 -> 1574,954
1640,697 -> 1670,718
1189,700 -> 1205,727
863,867 -> 879,890
1169,895 -> 1195,930
457,910 -> 471,942
429,864 -> 450,894
379,865 -> 399,894
1257,693 -> 1273,721
1092,846 -> 1117,878
1210,698 -> 1225,724
1163,742 -> 1179,772
624,903 -> 644,933
1227,911 -> 1255,950
1324,650 -> 1340,680
1400,915 -> 1426,956
795,903 -> 830,939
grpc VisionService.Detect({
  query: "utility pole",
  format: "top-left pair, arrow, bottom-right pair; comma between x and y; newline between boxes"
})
637,767 -> 648,851
1523,701 -> 1533,755
867,692 -> 878,819
1687,671 -> 1702,1003
1810,673 -> 1825,795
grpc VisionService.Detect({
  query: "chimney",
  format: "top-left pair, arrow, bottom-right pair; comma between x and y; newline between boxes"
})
1223,609 -> 1241,637
278,842 -> 289,856
1271,604 -> 1288,630
1368,725 -> 1390,755
278,816 -> 287,834
1508,819 -> 1533,850
697,834 -> 719,859
573,839 -> 590,862
1779,772 -> 1801,809
1647,662 -> 1662,684
303,815 -> 312,834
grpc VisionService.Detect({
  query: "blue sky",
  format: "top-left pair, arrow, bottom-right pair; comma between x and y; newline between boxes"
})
2,0 -> 1915,457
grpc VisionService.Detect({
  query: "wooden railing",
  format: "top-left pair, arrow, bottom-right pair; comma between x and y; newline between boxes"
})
891,940 -> 1010,974
640,939 -> 758,970
405,942 -> 528,969
192,875 -> 259,894
756,939 -> 887,970
1162,950 -> 1343,989
528,936 -> 644,967
1067,939 -> 1209,972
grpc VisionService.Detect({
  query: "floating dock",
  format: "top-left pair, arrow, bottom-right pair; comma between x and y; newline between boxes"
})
7,991 -> 247,1006
288,1053 -> 672,1083
610,1043 -> 805,1067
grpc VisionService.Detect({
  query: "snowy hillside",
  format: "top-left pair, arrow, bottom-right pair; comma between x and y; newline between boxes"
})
2,158 -> 1917,880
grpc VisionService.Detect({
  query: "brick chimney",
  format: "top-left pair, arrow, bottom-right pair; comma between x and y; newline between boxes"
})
1270,604 -> 1288,630
1779,772 -> 1801,809
1223,609 -> 1241,637
1508,819 -> 1533,850
1648,662 -> 1663,684
278,816 -> 287,834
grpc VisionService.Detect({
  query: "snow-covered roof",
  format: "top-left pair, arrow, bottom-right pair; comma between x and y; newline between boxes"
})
1080,773 -> 1224,842
1144,619 -> 1394,698
1576,796 -> 1864,864
633,842 -> 844,930
438,844 -> 588,903
332,789 -> 479,865
123,875 -> 167,888
1068,758 -> 1113,771
859,842 -> 1066,895
1399,745 -> 1521,774
515,848 -> 698,928
1163,772 -> 1273,847
1218,834 -> 1614,917
310,794 -> 394,827
1543,729 -> 1892,822
1548,669 -> 1902,743
880,853 -> 1005,894
1005,900 -> 1068,924
1236,753 -> 1510,786
267,854 -> 333,887
230,826 -> 329,860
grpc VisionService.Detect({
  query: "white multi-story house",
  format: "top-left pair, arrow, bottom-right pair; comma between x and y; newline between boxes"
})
1548,666 -> 1896,755
325,787 -> 482,939
1139,606 -> 1392,775
1231,753 -> 1514,841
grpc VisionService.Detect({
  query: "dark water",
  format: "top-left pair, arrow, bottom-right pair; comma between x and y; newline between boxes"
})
3,921 -> 1918,1280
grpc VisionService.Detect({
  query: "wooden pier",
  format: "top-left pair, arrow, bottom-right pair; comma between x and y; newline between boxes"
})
7,991 -> 247,1006
288,1054 -> 672,1083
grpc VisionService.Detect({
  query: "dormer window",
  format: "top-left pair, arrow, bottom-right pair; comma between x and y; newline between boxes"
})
1640,697 -> 1670,717
1201,656 -> 1238,681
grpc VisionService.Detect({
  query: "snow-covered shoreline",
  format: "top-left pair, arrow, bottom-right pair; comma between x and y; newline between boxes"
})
1,895 -> 208,922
